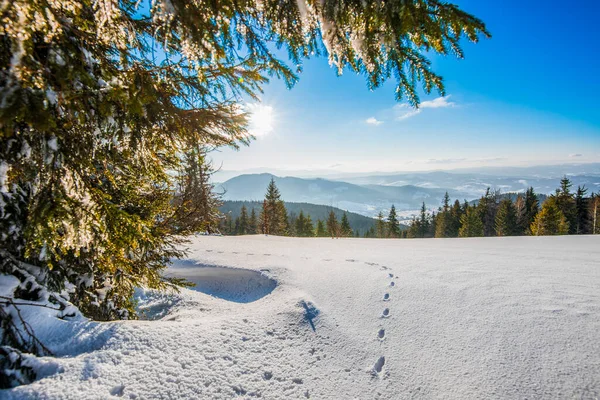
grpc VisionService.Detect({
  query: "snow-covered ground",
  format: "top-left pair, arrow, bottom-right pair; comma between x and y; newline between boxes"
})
4,235 -> 600,399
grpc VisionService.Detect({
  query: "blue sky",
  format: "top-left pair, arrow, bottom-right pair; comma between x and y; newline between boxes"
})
211,0 -> 600,173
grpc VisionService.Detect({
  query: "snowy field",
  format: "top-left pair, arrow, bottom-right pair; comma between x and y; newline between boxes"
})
4,235 -> 600,399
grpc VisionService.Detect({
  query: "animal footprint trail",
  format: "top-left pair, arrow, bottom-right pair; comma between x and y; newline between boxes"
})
389,281 -> 395,287
381,308 -> 390,318
383,293 -> 390,301
378,329 -> 385,340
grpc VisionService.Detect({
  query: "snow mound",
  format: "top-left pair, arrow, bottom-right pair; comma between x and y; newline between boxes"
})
168,261 -> 277,303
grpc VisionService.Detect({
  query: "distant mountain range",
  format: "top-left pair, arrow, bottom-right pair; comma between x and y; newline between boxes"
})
216,174 -> 462,217
215,167 -> 600,218
212,163 -> 600,183
339,171 -> 600,197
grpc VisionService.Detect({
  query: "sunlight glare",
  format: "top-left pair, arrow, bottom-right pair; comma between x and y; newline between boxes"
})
247,103 -> 274,137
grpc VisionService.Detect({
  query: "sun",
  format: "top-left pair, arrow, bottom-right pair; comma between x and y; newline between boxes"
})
247,103 -> 274,137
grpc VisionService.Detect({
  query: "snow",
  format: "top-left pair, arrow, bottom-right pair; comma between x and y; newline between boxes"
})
3,235 -> 600,399
0,161 -> 9,193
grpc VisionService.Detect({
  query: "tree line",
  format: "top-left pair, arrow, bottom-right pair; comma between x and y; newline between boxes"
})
219,179 -> 355,237
367,177 -> 600,239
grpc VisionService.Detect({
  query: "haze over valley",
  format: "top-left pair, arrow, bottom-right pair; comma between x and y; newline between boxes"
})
215,163 -> 600,219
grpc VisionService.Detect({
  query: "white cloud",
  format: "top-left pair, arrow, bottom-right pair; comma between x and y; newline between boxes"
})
393,105 -> 422,120
473,157 -> 507,163
425,158 -> 467,164
569,153 -> 583,158
365,117 -> 383,126
394,96 -> 455,120
420,96 -> 456,109
246,103 -> 274,137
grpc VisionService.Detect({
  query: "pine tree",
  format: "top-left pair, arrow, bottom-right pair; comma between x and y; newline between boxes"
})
495,199 -> 518,236
575,186 -> 590,234
279,203 -> 290,236
340,212 -> 353,237
530,198 -> 569,236
171,150 -> 223,234
387,205 -> 401,238
459,208 -> 484,237
477,188 -> 500,236
316,220 -> 328,237
376,212 -> 387,238
295,211 -> 306,237
224,214 -> 235,235
435,193 -> 455,238
442,192 -> 451,212
238,206 -> 249,235
521,187 -> 540,235
294,211 -> 315,237
249,209 -> 258,234
260,200 -> 270,234
407,203 -> 430,238
419,202 -> 430,238
326,211 -> 340,238
364,226 -> 376,238
304,214 -> 315,237
449,199 -> 463,237
514,194 -> 526,235
591,194 -> 600,235
260,178 -> 287,235
555,176 -> 577,233
406,216 -> 419,238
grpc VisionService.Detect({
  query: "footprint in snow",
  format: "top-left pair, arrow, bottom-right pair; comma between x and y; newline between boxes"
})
383,293 -> 390,301
232,385 -> 247,395
381,308 -> 390,318
388,273 -> 394,278
378,329 -> 385,340
389,281 -> 395,287
373,356 -> 385,374
346,259 -> 356,263
109,385 -> 125,397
